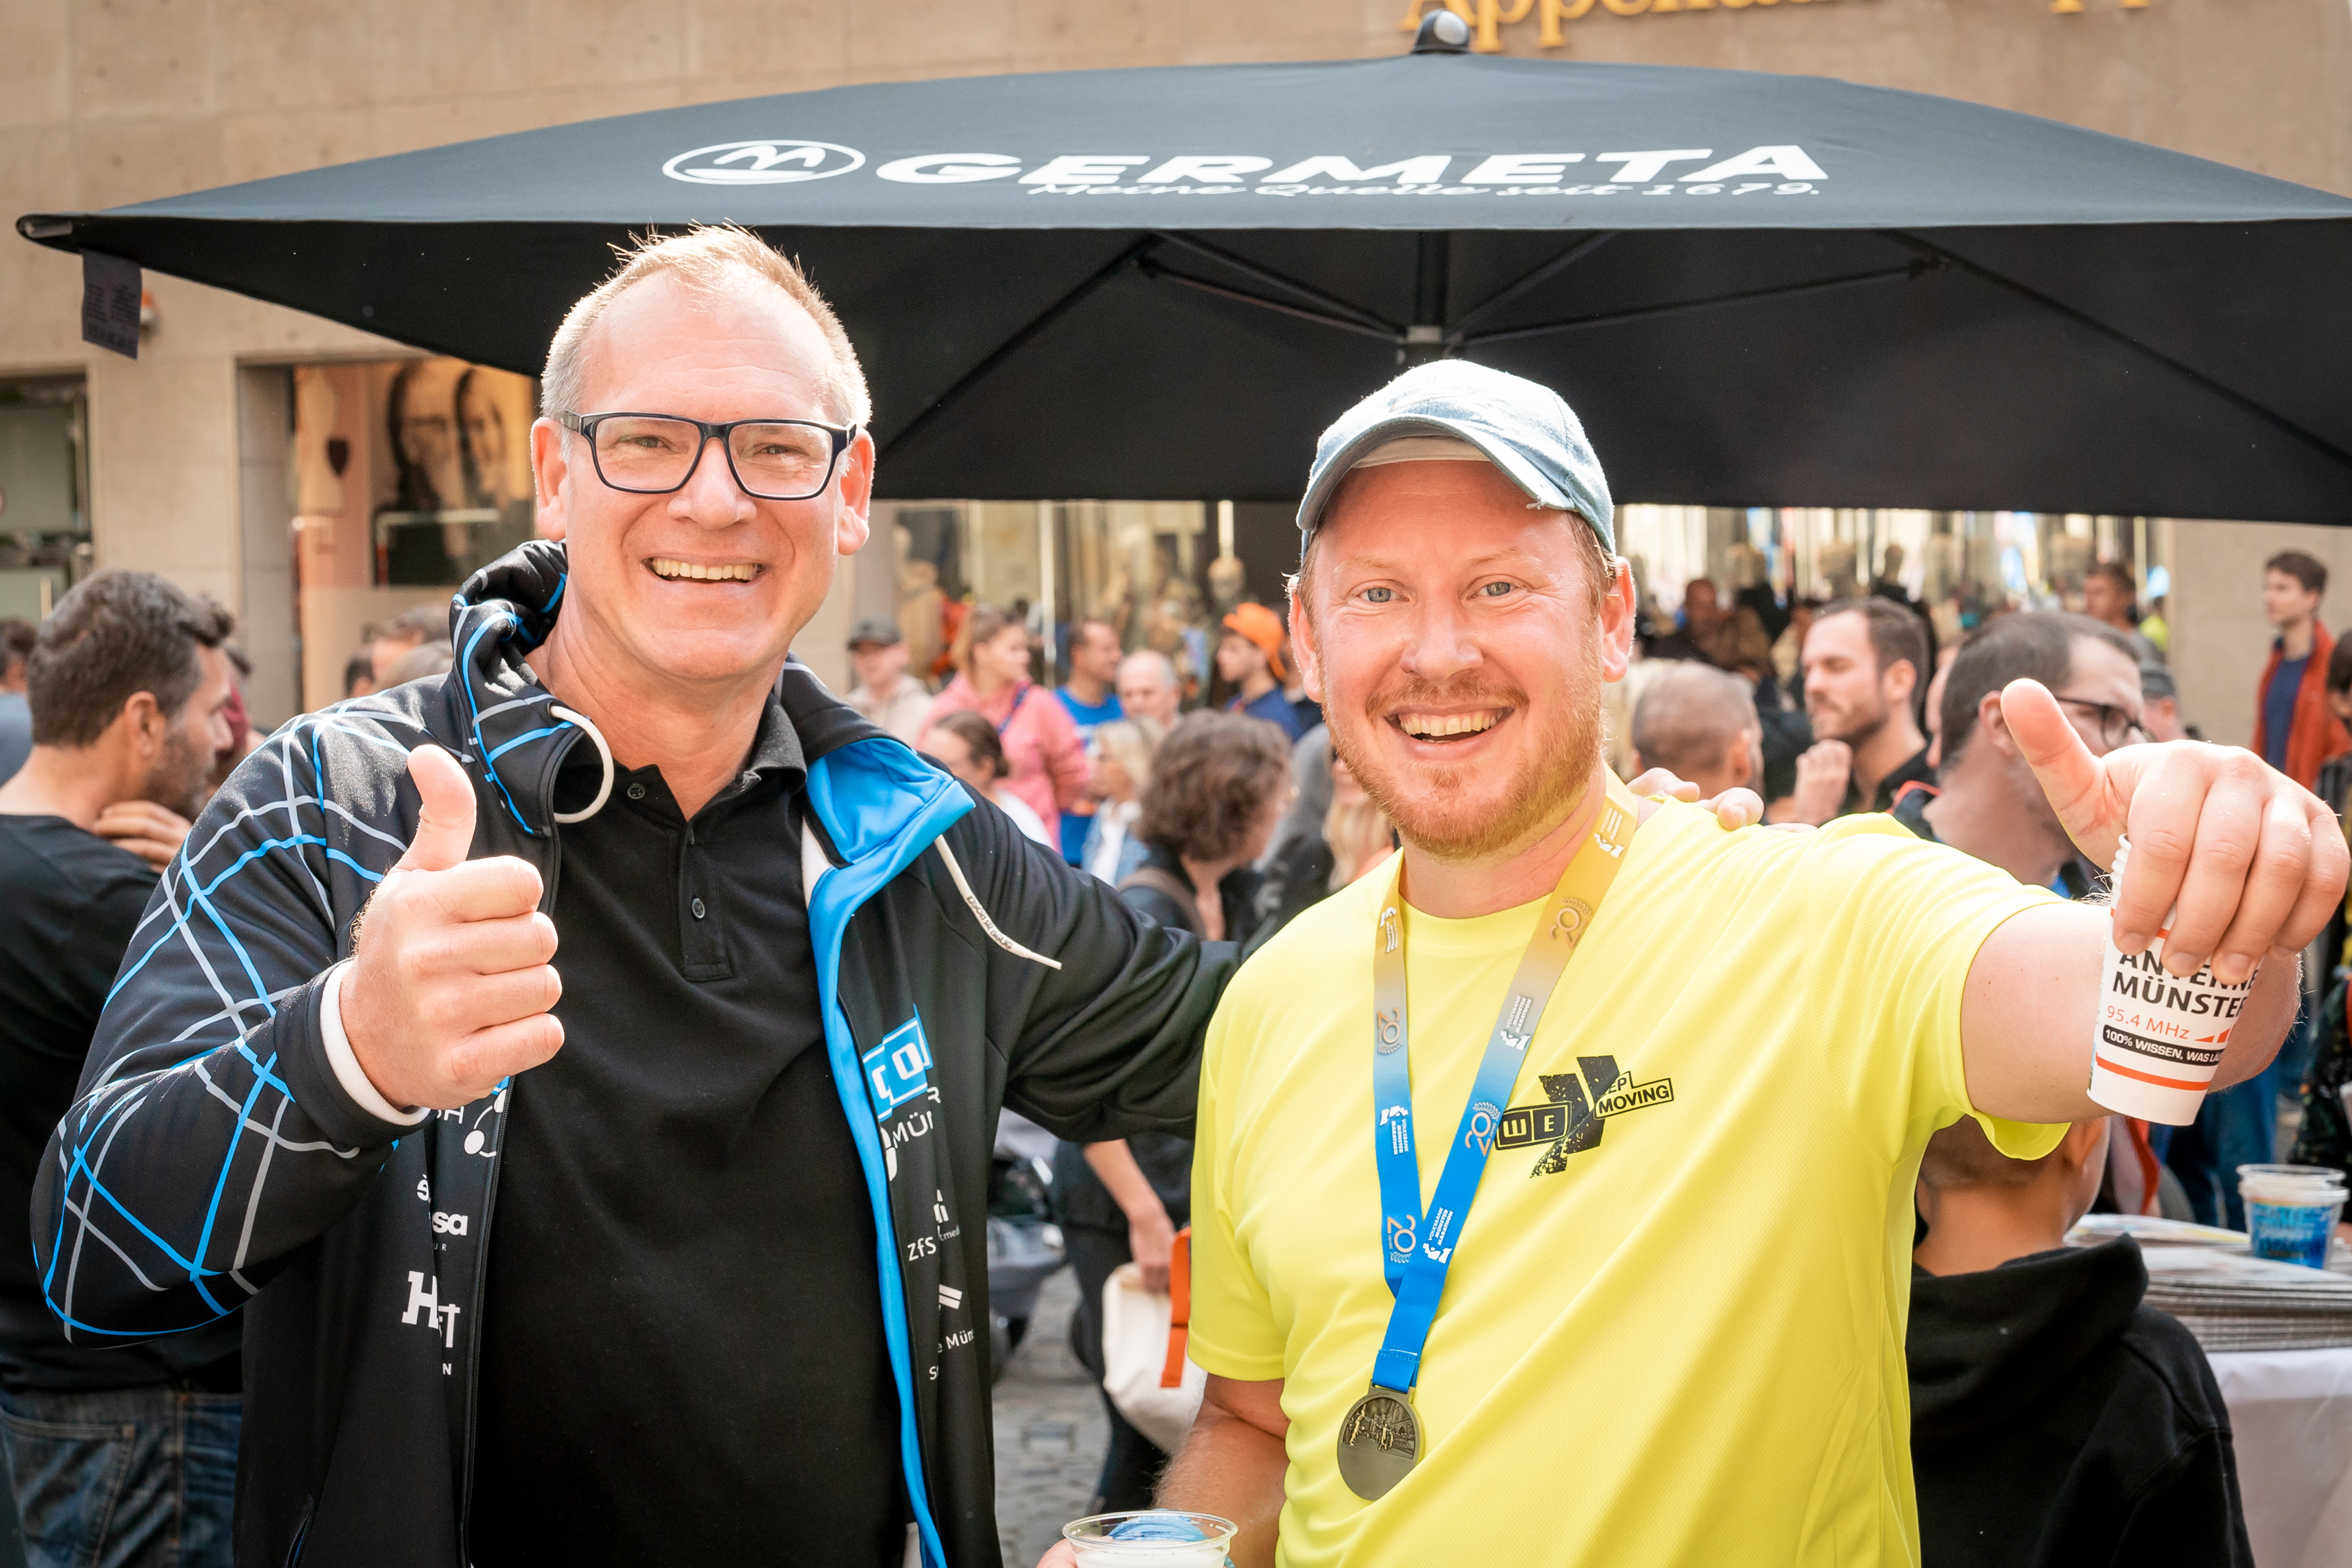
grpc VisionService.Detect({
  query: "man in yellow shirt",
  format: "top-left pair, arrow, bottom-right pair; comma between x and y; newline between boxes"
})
1042,362 -> 2343,1568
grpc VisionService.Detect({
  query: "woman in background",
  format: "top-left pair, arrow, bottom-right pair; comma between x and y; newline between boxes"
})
1079,718 -> 1162,886
924,605 -> 1089,834
920,710 -> 1055,848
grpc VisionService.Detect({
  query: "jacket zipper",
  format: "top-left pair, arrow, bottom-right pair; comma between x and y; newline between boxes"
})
455,791 -> 564,1561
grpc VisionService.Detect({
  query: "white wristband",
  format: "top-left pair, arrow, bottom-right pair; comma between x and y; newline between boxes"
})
318,959 -> 428,1127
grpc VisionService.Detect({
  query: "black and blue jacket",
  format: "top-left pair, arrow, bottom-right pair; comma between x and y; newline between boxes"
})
32,542 -> 1230,1568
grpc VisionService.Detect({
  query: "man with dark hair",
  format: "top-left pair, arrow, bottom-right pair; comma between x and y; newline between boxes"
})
1894,612 -> 2140,896
2082,561 -> 2161,665
0,571 -> 240,1568
2254,549 -> 2347,789
0,615 -> 35,783
1646,577 -> 1722,663
1055,617 -> 1126,862
1786,597 -> 1932,823
1909,1115 -> 2252,1568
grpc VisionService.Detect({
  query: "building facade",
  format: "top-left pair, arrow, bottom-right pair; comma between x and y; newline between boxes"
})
1,0 -> 2346,732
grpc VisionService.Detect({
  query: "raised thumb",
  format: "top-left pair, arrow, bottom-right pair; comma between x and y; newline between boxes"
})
397,744 -> 478,874
1999,677 -> 2117,860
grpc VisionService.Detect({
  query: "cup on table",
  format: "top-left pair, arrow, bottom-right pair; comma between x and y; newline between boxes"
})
2236,1163 -> 2347,1270
1063,1510 -> 1235,1567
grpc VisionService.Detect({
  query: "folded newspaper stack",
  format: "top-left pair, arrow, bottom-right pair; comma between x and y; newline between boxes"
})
2067,1214 -> 2352,1352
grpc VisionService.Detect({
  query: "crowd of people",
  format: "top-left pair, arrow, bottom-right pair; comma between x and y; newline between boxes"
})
0,223 -> 2344,1568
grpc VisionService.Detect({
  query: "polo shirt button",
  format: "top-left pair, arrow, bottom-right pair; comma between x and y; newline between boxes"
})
691,897 -> 707,920
626,783 -> 646,801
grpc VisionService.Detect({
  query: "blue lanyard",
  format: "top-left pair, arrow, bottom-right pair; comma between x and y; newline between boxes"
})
1367,781 -> 1639,1396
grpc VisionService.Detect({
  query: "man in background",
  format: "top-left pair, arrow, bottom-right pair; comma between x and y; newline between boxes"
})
1217,603 -> 1302,741
841,615 -> 929,746
2253,550 -> 2348,791
0,617 -> 34,783
1117,649 -> 1182,729
0,572 -> 241,1568
1893,613 -> 2139,897
1909,1115 -> 2251,1567
2082,561 -> 2162,665
1055,618 -> 1126,862
1646,577 -> 1721,662
1628,662 -> 1761,803
1785,597 -> 1931,823
368,602 -> 452,689
2139,662 -> 2188,744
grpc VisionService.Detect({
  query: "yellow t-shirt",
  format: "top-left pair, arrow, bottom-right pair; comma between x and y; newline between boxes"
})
1190,804 -> 2063,1568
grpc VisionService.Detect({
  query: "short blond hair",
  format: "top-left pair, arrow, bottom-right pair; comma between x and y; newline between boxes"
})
541,225 -> 870,428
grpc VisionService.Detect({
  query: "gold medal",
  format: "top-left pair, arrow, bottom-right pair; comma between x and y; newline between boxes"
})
1336,1385 -> 1420,1500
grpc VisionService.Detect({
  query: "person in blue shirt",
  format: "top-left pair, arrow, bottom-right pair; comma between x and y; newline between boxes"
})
1054,617 -> 1124,861
1218,602 -> 1302,741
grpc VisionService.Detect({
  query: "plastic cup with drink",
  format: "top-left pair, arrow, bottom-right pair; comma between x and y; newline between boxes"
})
2087,836 -> 2256,1126
1063,1510 -> 1235,1567
2236,1164 -> 2347,1270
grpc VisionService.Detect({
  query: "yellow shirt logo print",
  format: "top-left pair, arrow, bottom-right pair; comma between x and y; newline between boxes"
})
1493,1054 -> 1675,1175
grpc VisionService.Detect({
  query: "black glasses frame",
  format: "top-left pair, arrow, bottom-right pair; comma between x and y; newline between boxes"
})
556,410 -> 858,501
2052,693 -> 2146,749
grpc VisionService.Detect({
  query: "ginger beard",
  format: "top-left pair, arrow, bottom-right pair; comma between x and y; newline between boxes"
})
1328,607 -> 1608,866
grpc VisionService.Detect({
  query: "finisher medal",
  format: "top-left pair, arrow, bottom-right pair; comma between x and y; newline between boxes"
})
1336,1385 -> 1421,1501
1341,779 -> 1640,1502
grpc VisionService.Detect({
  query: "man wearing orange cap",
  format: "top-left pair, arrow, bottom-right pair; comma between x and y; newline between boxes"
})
1220,602 -> 1304,741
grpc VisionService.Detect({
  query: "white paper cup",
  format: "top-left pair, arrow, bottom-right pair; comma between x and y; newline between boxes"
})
2087,838 -> 2255,1125
2237,1164 -> 2348,1269
1064,1512 -> 1235,1568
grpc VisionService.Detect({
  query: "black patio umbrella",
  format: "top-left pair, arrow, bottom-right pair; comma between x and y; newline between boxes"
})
20,34 -> 2352,520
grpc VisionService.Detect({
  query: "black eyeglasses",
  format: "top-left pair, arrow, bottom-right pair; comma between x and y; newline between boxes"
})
2052,694 -> 2146,750
556,411 -> 858,501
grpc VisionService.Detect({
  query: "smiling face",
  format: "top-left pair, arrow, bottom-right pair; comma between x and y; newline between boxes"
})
1291,461 -> 1632,864
529,270 -> 872,702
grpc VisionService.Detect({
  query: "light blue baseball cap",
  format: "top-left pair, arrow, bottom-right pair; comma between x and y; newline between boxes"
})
1294,360 -> 1615,555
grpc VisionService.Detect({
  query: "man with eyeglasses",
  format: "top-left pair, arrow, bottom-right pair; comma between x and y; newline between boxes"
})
1890,612 -> 2145,896
32,227 -> 1239,1568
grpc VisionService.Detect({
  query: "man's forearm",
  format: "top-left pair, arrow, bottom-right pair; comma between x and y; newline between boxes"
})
1158,1390 -> 1288,1568
1084,1139 -> 1169,1225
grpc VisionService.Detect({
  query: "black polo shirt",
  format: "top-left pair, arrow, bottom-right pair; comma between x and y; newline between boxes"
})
468,696 -> 904,1567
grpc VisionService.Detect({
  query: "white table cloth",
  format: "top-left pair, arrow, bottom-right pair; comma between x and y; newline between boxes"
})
2212,1346 -> 2352,1568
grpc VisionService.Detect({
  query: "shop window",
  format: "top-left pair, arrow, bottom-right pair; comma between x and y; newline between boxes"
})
291,357 -> 539,709
0,377 -> 92,620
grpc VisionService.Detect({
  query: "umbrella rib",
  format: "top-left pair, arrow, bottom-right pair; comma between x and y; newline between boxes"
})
1138,259 -> 1405,344
876,236 -> 1159,465
1459,262 -> 1927,346
1147,232 -> 1402,335
1446,232 -> 1618,340
1885,231 -> 2352,479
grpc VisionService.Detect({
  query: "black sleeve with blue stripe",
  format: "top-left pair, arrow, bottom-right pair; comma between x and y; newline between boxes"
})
31,708 -> 427,1346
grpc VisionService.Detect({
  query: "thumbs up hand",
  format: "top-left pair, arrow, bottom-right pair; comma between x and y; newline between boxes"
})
2001,677 -> 2348,987
341,744 -> 564,1111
